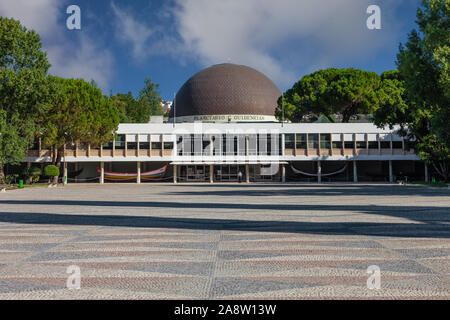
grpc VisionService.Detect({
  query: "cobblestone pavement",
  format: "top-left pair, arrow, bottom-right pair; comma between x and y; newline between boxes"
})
0,183 -> 449,299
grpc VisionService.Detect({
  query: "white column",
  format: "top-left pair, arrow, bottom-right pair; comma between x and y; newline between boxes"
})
173,164 -> 177,184
282,164 -> 286,183
63,162 -> 68,185
424,163 -> 429,183
100,162 -> 104,184
245,164 -> 250,183
137,161 -> 141,184
353,160 -> 358,183
389,160 -> 393,183
209,164 -> 214,183
317,161 -> 322,183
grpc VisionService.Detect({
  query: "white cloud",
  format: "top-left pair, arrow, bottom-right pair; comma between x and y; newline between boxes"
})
0,0 -> 114,91
171,0 -> 406,88
46,35 -> 114,91
0,0 -> 61,37
111,2 -> 154,60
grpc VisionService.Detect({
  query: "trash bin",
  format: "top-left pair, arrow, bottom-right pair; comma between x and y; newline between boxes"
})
19,180 -> 24,188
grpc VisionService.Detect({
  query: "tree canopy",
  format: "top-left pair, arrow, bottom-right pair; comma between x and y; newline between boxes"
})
111,92 -> 151,123
139,77 -> 163,117
40,76 -> 120,170
0,17 -> 50,184
373,0 -> 449,181
276,68 -> 381,123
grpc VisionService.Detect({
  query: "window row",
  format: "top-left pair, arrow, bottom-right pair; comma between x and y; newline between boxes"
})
284,134 -> 403,150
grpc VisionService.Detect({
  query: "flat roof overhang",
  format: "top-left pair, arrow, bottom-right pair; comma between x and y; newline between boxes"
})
171,161 -> 289,165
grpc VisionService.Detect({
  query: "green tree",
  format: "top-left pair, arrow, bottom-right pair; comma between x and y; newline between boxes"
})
112,92 -> 150,123
139,77 -> 163,117
44,165 -> 59,183
40,76 -> 119,183
0,17 -> 50,184
374,0 -> 449,181
276,68 -> 381,123
23,166 -> 42,184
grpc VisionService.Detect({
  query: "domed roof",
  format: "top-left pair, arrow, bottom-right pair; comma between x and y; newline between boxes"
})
170,63 -> 281,121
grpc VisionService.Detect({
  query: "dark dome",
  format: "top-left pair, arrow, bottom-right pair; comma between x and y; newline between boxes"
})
170,63 -> 281,120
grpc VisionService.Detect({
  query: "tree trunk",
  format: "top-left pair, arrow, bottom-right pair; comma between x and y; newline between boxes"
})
0,160 -> 5,185
53,146 -> 64,185
432,161 -> 449,182
51,145 -> 57,165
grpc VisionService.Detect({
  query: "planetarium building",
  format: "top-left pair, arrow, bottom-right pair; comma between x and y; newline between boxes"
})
26,63 -> 428,184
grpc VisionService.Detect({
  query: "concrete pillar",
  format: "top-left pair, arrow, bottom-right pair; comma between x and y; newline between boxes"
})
137,161 -> 141,184
209,164 -> 214,183
353,160 -> 358,183
173,164 -> 177,184
424,163 -> 429,183
281,164 -> 286,183
63,162 -> 68,185
389,160 -> 393,183
317,161 -> 322,183
136,134 -> 140,157
100,162 -> 104,184
245,164 -> 250,183
245,136 -> 249,157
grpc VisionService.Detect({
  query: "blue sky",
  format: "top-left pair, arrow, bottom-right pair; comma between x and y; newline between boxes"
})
0,0 -> 422,101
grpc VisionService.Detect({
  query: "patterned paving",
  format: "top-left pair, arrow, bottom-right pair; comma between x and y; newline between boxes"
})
0,183 -> 449,299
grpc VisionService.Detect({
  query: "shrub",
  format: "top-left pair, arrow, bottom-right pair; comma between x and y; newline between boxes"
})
44,165 -> 60,178
5,174 -> 19,185
23,166 -> 42,183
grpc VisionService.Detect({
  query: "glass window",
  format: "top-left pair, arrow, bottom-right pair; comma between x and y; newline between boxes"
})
356,141 -> 366,149
380,141 -> 390,149
332,141 -> 342,149
320,134 -> 331,149
296,134 -> 306,149
392,141 -> 403,149
127,142 -> 137,150
102,142 -> 113,150
344,141 -> 354,149
285,134 -> 295,149
308,134 -> 319,149
115,135 -> 125,150
368,141 -> 378,149
164,142 -> 174,150
151,142 -> 162,150
139,142 -> 149,150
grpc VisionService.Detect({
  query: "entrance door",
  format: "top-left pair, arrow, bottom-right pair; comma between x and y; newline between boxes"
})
214,165 -> 245,182
183,165 -> 209,182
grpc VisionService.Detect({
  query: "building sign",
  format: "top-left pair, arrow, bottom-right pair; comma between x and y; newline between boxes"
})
173,114 -> 278,123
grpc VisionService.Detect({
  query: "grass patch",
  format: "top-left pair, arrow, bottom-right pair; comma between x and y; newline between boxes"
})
5,182 -> 52,190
